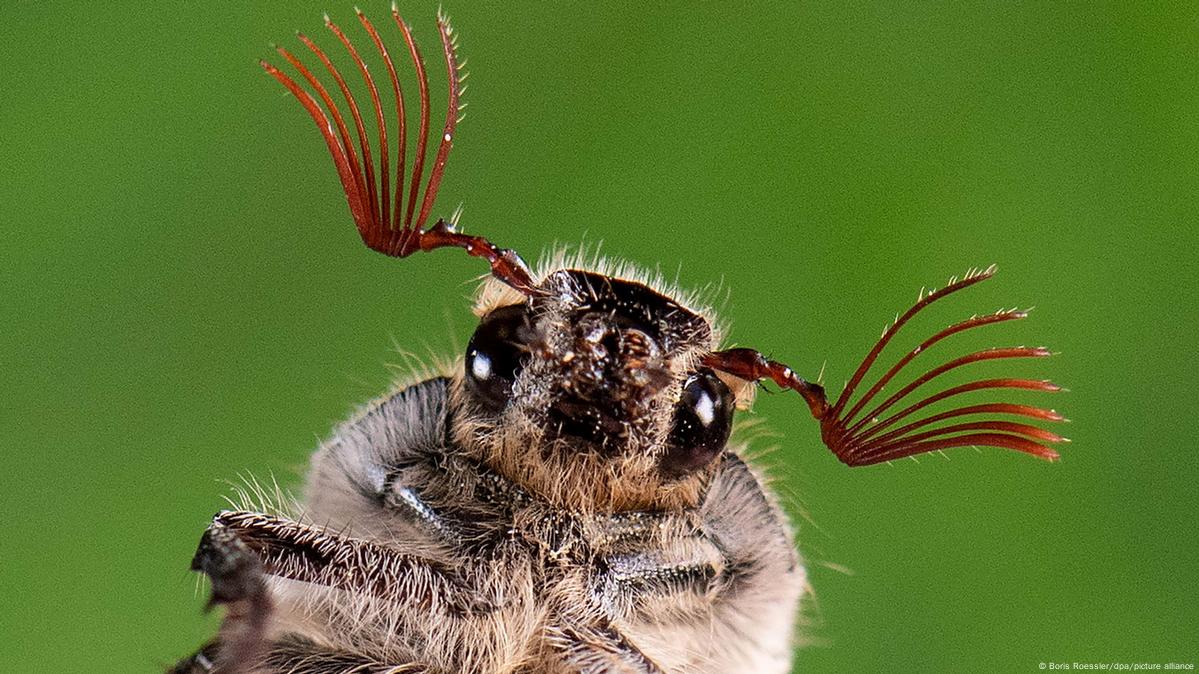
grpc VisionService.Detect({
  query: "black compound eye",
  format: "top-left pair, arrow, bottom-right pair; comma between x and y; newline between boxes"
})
661,370 -> 735,478
465,304 -> 533,412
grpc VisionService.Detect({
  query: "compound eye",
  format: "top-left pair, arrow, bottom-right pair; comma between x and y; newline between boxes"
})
661,370 -> 735,477
465,304 -> 532,412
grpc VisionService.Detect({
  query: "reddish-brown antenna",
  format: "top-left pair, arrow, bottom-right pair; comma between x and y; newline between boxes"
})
704,266 -> 1067,467
261,8 -> 536,294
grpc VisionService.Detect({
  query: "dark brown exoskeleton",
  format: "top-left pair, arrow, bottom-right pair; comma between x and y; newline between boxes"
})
172,7 -> 1066,673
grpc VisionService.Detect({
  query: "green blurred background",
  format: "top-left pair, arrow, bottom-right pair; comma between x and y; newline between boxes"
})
3,2 -> 1195,671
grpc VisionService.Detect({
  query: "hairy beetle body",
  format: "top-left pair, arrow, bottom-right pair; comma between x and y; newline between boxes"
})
173,7 -> 1064,672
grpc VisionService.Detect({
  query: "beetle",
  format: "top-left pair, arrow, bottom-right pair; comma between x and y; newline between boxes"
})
171,7 -> 1065,673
